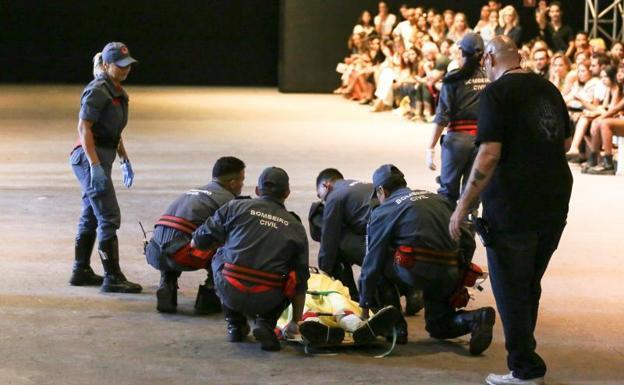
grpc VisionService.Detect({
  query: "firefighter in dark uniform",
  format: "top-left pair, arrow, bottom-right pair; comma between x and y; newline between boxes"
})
427,33 -> 489,209
69,42 -> 141,293
313,168 -> 372,300
192,167 -> 309,351
311,168 -> 423,314
359,164 -> 496,354
145,157 -> 245,314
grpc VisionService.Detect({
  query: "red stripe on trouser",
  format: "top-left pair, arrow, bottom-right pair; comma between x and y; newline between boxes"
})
156,220 -> 195,235
224,262 -> 283,281
224,275 -> 275,294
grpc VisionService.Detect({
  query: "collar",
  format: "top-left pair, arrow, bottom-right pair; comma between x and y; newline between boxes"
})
208,181 -> 235,198
259,195 -> 286,208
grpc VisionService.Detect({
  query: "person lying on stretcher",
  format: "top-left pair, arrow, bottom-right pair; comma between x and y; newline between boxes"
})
276,268 -> 404,346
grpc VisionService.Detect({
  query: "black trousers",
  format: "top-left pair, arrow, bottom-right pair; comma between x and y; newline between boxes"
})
486,225 -> 565,380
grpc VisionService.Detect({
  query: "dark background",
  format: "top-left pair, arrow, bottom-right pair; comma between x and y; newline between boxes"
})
1,0 -> 584,89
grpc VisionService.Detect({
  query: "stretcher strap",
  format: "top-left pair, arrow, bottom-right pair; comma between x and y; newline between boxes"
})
156,215 -> 198,235
374,326 -> 397,359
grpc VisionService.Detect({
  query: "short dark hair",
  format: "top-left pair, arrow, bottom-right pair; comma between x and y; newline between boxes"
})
316,168 -> 344,187
381,175 -> 407,194
592,53 -> 611,67
212,156 -> 245,179
259,183 -> 287,200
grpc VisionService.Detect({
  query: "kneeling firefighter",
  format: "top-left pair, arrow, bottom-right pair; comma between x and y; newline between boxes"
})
359,164 -> 495,355
192,167 -> 309,351
145,156 -> 245,314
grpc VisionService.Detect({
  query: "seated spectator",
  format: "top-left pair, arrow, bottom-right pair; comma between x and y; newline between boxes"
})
443,9 -> 455,33
567,32 -> 591,61
416,14 -> 428,34
562,50 -> 590,95
488,0 -> 502,12
398,3 -> 409,21
479,9 -> 499,46
372,39 -> 400,112
496,5 -> 522,47
549,52 -> 571,91
447,12 -> 472,42
609,41 -> 624,63
473,5 -> 491,33
428,14 -> 447,44
584,65 -> 624,174
564,63 -> 600,142
374,1 -> 396,38
426,8 -> 437,26
531,48 -> 550,79
393,8 -> 416,49
411,41 -> 447,121
393,47 -> 421,119
590,38 -> 608,55
353,10 -> 375,36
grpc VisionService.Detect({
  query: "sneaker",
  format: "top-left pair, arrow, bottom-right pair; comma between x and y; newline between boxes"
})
299,321 -> 345,346
485,372 -> 545,385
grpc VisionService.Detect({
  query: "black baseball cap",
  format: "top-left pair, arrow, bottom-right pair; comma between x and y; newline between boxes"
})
258,167 -> 289,193
372,164 -> 404,196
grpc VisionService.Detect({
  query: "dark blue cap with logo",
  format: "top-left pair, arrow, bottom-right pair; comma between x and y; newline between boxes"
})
372,164 -> 404,193
102,42 -> 138,67
459,32 -> 484,56
258,167 -> 289,193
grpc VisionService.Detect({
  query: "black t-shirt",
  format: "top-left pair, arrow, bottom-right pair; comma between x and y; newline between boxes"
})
544,24 -> 574,53
476,72 -> 573,232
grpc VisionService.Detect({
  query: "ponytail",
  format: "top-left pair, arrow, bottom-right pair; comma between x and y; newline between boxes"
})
93,52 -> 105,78
443,51 -> 483,84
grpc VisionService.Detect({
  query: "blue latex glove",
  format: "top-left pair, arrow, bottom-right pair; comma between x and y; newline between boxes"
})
120,159 -> 134,188
90,163 -> 107,193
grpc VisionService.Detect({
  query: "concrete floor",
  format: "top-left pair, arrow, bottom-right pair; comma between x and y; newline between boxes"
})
0,86 -> 622,385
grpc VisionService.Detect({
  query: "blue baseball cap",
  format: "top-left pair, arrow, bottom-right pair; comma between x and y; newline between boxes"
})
258,167 -> 289,193
372,164 -> 404,193
102,42 -> 138,67
459,32 -> 484,56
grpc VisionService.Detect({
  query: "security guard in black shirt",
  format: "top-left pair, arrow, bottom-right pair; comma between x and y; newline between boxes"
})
360,164 -> 495,354
192,167 -> 309,351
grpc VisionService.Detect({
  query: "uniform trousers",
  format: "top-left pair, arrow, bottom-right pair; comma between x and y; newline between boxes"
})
70,146 -> 120,241
438,132 -> 478,208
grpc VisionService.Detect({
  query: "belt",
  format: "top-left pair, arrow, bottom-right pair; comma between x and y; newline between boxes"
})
222,263 -> 285,294
156,215 -> 197,235
394,245 -> 460,268
448,120 -> 477,135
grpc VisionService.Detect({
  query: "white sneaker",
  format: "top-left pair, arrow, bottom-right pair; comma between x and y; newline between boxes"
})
485,372 -> 545,385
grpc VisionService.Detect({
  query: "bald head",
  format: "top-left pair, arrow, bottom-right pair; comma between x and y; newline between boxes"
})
484,36 -> 523,81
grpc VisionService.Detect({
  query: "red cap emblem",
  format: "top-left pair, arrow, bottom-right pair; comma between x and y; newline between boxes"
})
120,46 -> 129,55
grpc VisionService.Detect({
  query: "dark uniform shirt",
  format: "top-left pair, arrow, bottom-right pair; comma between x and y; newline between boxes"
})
434,68 -> 489,128
359,188 -> 458,308
153,181 -> 236,244
318,180 -> 374,272
476,73 -> 573,232
79,74 -> 129,149
193,197 -> 310,294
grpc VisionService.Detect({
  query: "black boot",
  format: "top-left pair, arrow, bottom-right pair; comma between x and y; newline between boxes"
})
156,271 -> 179,313
586,154 -> 616,175
581,152 -> 599,173
98,236 -> 142,293
225,307 -> 249,342
404,289 -> 424,316
195,272 -> 222,315
69,232 -> 104,286
252,318 -> 281,351
455,307 -> 496,355
353,306 -> 402,344
376,280 -> 408,344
